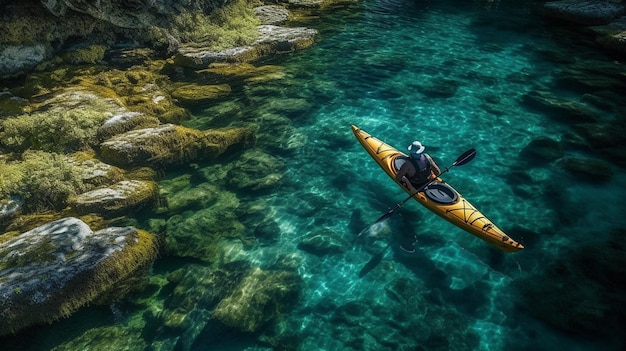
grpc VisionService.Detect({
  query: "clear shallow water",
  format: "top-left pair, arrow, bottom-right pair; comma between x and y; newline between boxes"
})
4,0 -> 626,350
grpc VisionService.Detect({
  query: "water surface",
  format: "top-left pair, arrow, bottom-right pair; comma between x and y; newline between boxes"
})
5,0 -> 626,350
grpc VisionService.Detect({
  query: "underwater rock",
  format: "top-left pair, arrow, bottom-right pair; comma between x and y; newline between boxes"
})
555,60 -> 626,93
414,78 -> 461,98
72,180 -> 159,217
254,5 -> 290,25
175,25 -> 317,68
68,152 -> 126,189
543,0 -> 625,25
170,83 -> 232,104
212,267 -> 302,332
572,121 -> 626,149
521,90 -> 599,123
298,228 -> 349,256
164,190 -> 243,262
0,217 -> 158,336
50,323 -> 147,351
596,28 -> 626,53
227,149 -> 285,191
96,111 -> 161,141
557,157 -> 613,181
99,124 -> 254,168
515,229 -> 626,336
0,88 -> 124,153
520,136 -> 564,162
159,181 -> 221,214
164,262 -> 251,325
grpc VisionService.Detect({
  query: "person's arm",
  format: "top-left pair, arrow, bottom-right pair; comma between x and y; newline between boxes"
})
396,164 -> 419,193
427,154 -> 441,177
395,163 -> 408,184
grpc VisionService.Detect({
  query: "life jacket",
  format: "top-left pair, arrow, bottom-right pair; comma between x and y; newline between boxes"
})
408,154 -> 431,184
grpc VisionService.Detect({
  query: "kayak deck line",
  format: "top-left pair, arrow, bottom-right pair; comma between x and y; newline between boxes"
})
351,124 -> 524,252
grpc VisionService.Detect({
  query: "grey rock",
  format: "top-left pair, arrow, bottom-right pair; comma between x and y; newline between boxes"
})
175,25 -> 317,68
544,0 -> 626,25
72,180 -> 159,217
0,44 -> 51,76
0,217 -> 158,335
254,5 -> 290,25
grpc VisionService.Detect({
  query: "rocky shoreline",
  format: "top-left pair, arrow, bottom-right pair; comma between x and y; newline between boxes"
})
1,0 -> 626,345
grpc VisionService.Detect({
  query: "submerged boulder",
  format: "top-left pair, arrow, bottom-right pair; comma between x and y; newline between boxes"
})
175,25 -> 317,68
521,90 -> 600,123
170,83 -> 232,104
298,228 -> 349,256
227,149 -> 285,191
97,111 -> 161,141
71,180 -> 159,217
520,136 -> 564,162
0,217 -> 159,336
98,124 -> 254,168
543,0 -> 626,25
212,267 -> 302,332
557,157 -> 613,182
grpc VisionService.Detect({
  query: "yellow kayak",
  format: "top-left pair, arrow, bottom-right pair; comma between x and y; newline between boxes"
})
351,125 -> 523,252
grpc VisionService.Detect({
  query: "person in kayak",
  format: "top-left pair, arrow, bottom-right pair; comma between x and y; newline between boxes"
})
396,140 -> 441,193
395,141 -> 441,253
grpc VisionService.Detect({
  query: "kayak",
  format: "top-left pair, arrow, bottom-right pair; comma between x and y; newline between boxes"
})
351,125 -> 524,253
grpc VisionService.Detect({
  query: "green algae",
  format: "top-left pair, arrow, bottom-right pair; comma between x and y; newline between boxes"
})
148,0 -> 261,52
0,151 -> 86,212
61,45 -> 107,65
0,222 -> 160,336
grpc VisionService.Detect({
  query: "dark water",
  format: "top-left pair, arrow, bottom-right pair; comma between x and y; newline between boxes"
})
3,0 -> 626,350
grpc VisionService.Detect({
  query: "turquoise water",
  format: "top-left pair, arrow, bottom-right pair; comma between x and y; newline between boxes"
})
4,0 -> 626,350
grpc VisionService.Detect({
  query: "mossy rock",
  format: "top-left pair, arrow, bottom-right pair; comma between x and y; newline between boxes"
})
0,88 -> 124,153
170,83 -> 231,104
0,91 -> 28,117
159,181 -> 221,214
79,66 -> 190,124
71,180 -> 159,217
160,261 -> 251,329
0,151 -> 88,213
557,157 -> 613,182
61,44 -> 107,65
96,111 -> 161,141
50,324 -> 147,351
522,90 -> 600,124
227,149 -> 285,191
212,268 -> 302,332
164,196 -> 244,262
0,217 -> 159,336
520,136 -> 563,162
174,25 -> 317,68
99,124 -> 255,169
68,151 -> 126,188
197,63 -> 285,83
298,228 -> 349,256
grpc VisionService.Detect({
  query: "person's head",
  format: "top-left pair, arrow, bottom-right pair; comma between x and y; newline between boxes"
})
408,141 -> 425,158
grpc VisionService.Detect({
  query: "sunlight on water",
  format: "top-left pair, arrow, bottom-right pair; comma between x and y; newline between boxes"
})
4,0 -> 625,350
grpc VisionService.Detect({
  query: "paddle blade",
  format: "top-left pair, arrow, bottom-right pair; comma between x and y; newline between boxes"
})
452,148 -> 476,167
358,244 -> 391,278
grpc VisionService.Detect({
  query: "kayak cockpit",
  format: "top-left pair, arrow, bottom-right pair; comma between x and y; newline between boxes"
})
393,156 -> 459,205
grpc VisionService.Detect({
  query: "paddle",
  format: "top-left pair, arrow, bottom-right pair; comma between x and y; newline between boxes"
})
354,148 -> 476,243
358,241 -> 392,278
